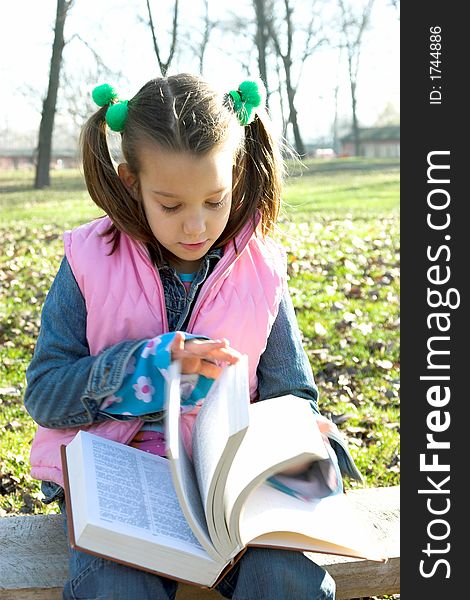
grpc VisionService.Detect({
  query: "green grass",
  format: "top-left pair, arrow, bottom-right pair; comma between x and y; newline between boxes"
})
0,159 -> 399,515
0,169 -> 102,225
282,157 -> 399,218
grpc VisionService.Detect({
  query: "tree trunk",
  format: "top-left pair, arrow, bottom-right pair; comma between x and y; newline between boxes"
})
338,0 -> 375,157
253,0 -> 270,105
274,58 -> 288,138
332,82 -> 339,154
350,79 -> 360,155
284,60 -> 305,156
265,0 -> 316,156
34,0 -> 71,189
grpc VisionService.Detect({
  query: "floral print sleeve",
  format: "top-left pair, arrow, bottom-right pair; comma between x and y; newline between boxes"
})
100,332 -> 214,418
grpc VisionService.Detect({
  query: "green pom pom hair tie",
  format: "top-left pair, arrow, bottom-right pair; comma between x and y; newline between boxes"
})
91,83 -> 129,133
227,79 -> 266,126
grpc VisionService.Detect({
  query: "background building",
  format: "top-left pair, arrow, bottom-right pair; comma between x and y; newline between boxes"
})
340,126 -> 400,158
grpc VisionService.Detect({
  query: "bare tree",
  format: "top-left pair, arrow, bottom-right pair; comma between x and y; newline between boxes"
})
337,0 -> 375,156
60,71 -> 120,135
198,0 -> 216,75
59,34 -> 122,133
374,101 -> 399,126
267,0 -> 326,155
331,44 -> 343,154
274,57 -> 287,137
185,0 -> 217,75
218,4 -> 272,105
216,14 -> 257,77
146,0 -> 179,77
252,0 -> 271,102
34,0 -> 74,189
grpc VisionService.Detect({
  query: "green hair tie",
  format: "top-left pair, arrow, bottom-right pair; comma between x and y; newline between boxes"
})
92,83 -> 118,106
105,100 -> 129,133
91,83 -> 129,133
228,79 -> 266,126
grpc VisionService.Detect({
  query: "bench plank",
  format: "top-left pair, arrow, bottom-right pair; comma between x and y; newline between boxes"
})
0,486 -> 399,600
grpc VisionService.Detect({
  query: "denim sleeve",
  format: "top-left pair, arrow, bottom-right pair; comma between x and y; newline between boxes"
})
101,332 -> 213,417
24,257 -> 145,428
256,288 -> 319,413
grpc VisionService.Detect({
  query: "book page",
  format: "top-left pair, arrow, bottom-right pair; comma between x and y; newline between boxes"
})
165,362 -> 224,561
191,356 -> 250,555
240,482 -> 385,561
224,394 -> 330,544
81,433 -> 203,549
65,432 -> 228,587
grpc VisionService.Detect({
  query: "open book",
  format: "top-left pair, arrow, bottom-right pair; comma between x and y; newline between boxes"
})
61,356 -> 385,588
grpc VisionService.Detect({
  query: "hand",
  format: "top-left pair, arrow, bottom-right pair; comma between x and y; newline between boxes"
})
170,332 -> 241,379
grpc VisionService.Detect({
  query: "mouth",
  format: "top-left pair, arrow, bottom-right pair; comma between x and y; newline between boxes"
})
179,240 -> 208,251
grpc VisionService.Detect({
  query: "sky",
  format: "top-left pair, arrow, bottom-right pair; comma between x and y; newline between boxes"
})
1,0 -> 399,145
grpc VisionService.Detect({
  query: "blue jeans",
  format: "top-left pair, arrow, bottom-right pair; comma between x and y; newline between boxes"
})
60,506 -> 335,600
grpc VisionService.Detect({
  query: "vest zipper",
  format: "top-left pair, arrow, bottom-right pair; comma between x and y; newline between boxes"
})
136,220 -> 256,335
186,225 -> 254,332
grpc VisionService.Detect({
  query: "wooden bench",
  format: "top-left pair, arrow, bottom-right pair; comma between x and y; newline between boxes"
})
0,486 -> 399,600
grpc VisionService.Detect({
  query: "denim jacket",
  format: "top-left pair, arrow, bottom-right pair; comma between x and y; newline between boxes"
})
24,252 -> 319,501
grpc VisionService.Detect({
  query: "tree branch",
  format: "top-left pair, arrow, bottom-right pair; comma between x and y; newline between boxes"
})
145,0 -> 179,76
163,0 -> 179,75
146,0 -> 164,75
67,33 -> 113,72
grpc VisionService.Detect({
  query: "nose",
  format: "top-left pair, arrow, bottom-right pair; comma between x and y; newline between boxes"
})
183,210 -> 206,237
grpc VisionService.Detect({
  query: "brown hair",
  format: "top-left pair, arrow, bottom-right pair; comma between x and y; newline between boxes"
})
80,73 -> 285,265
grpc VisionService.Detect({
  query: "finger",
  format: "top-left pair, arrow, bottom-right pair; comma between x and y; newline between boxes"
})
210,338 -> 229,348
186,337 -> 226,348
186,339 -> 240,358
179,346 -> 241,364
172,332 -> 185,348
206,346 -> 242,363
183,339 -> 227,356
170,332 -> 186,359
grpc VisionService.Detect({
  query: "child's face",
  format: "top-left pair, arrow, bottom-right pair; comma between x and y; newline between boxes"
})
121,143 -> 234,272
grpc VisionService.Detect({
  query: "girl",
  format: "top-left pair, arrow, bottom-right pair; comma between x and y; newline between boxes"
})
24,74 -> 338,599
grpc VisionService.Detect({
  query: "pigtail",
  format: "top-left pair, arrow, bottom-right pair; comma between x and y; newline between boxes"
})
79,108 -> 150,252
221,112 -> 284,248
244,115 -> 284,235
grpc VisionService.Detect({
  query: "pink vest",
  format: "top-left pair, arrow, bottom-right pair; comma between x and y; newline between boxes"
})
30,216 -> 286,487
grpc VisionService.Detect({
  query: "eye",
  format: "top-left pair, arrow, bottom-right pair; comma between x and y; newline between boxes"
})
206,196 -> 229,209
160,204 -> 181,213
